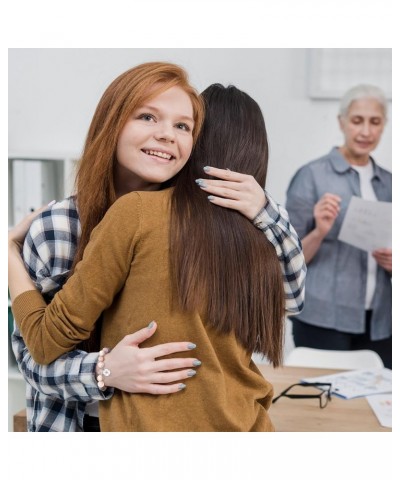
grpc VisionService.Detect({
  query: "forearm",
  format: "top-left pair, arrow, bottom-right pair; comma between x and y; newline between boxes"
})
301,228 -> 325,264
12,284 -> 98,365
253,192 -> 306,314
8,241 -> 36,301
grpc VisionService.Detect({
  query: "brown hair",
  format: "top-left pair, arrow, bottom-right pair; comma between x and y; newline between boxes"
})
72,62 -> 204,352
170,84 -> 285,367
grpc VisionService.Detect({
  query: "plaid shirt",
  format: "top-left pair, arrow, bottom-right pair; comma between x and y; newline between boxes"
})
11,197 -> 113,432
11,193 -> 306,432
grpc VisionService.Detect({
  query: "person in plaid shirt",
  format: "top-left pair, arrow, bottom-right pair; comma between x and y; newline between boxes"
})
10,63 -> 306,431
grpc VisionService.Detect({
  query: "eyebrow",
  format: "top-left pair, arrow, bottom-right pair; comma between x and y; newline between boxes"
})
350,114 -> 383,119
138,105 -> 194,123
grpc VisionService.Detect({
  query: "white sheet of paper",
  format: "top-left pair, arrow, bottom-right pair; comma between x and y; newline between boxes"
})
338,197 -> 391,252
367,394 -> 392,428
301,368 -> 392,399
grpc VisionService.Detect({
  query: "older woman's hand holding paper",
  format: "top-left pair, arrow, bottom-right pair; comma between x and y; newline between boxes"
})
372,248 -> 392,273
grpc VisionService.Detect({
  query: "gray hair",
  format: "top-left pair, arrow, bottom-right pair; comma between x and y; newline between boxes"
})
339,84 -> 387,119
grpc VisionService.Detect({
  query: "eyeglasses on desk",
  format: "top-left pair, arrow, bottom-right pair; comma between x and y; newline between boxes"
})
272,382 -> 332,409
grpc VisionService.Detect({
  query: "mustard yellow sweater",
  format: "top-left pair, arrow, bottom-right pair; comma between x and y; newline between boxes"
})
13,189 -> 274,432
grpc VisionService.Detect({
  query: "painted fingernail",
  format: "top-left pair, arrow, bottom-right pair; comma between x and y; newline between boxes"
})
187,370 -> 197,377
47,200 -> 56,207
203,166 -> 211,172
187,343 -> 196,350
178,383 -> 186,390
207,195 -> 215,201
193,360 -> 202,367
147,321 -> 155,329
195,179 -> 206,187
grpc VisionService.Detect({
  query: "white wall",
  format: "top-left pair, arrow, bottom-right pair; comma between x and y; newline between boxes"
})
9,48 -> 392,204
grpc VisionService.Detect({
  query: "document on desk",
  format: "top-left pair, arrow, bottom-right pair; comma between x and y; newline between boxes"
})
301,368 -> 392,399
367,394 -> 392,428
338,197 -> 392,252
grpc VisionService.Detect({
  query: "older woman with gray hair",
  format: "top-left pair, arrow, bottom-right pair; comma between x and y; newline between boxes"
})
285,84 -> 392,368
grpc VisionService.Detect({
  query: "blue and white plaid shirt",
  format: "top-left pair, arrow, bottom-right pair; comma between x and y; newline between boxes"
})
11,193 -> 306,432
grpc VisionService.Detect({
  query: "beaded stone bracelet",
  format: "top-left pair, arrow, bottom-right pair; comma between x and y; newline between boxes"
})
96,347 -> 111,391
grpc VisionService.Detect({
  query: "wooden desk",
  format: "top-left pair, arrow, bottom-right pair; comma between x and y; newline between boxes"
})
13,409 -> 27,432
258,365 -> 391,432
14,365 -> 391,432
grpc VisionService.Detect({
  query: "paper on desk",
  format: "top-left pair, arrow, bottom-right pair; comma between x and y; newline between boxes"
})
301,368 -> 392,399
338,197 -> 392,252
367,394 -> 392,428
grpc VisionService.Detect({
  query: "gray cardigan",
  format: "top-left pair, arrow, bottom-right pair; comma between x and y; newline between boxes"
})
286,147 -> 392,340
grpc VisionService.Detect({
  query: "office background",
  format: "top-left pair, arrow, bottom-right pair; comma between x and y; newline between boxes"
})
8,48 -> 392,207
8,47 -> 392,429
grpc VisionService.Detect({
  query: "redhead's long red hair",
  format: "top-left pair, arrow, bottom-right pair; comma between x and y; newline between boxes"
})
71,62 -> 204,352
73,62 -> 204,271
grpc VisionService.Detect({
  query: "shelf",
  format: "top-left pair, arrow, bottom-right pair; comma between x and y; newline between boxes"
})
8,153 -> 78,227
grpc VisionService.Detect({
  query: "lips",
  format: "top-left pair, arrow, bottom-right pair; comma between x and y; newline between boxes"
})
142,149 -> 175,160
355,141 -> 373,148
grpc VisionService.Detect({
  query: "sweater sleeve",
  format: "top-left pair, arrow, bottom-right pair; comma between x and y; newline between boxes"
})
12,193 -> 142,365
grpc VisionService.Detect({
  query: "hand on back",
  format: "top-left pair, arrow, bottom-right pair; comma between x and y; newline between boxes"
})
102,321 -> 201,395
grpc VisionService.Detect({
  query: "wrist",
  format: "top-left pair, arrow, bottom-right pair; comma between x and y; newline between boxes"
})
312,227 -> 327,242
250,199 -> 268,222
252,201 -> 270,229
96,348 -> 112,391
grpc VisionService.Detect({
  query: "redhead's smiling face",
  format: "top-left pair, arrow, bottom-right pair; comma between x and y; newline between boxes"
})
339,97 -> 385,165
114,86 -> 195,195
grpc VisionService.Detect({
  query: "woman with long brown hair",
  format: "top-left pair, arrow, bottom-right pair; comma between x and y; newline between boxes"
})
10,82 -> 295,431
171,84 -> 285,366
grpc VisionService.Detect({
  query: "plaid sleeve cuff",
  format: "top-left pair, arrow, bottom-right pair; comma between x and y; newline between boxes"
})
252,190 -> 286,229
12,291 -> 114,401
79,352 -> 114,400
